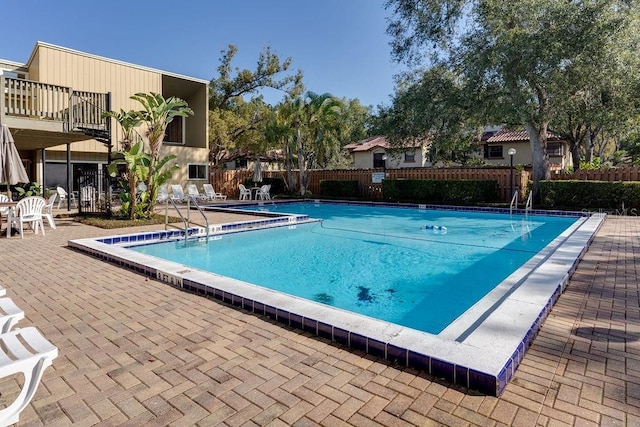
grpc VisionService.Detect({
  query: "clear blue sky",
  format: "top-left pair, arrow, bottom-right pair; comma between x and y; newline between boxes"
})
1,0 -> 402,108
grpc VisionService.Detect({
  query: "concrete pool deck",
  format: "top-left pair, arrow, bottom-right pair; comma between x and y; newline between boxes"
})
0,210 -> 638,425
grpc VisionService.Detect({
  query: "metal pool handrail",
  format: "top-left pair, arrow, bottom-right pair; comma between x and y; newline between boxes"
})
164,196 -> 210,242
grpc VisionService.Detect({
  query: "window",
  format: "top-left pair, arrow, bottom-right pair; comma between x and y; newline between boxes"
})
484,145 -> 503,159
188,164 -> 207,180
236,159 -> 247,169
548,142 -> 563,156
373,153 -> 386,168
404,151 -> 416,162
164,117 -> 184,144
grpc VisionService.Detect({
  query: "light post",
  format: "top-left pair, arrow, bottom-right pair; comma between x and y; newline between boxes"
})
382,154 -> 388,177
508,148 -> 516,199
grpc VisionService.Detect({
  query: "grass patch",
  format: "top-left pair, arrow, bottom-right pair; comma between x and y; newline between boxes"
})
76,214 -> 182,229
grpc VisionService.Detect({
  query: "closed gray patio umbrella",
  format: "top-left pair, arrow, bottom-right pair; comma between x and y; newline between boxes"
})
0,125 -> 30,200
253,157 -> 263,184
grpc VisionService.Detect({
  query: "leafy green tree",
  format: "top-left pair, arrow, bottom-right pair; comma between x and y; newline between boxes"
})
208,45 -> 302,163
265,101 -> 297,191
385,0 -> 640,198
209,98 -> 272,167
287,91 -> 343,195
380,67 -> 482,164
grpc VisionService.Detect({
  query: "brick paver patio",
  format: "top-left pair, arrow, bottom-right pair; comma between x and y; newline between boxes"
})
0,212 -> 637,426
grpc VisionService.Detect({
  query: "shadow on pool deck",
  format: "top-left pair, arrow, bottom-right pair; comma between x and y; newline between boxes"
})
0,214 -> 638,425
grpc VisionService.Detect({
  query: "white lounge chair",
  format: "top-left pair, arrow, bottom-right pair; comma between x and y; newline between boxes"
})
42,193 -> 57,229
186,184 -> 207,201
56,186 -> 76,209
170,185 -> 188,203
0,327 -> 58,426
238,184 -> 251,200
11,196 -> 46,239
203,183 -> 227,201
157,184 -> 169,203
0,297 -> 24,334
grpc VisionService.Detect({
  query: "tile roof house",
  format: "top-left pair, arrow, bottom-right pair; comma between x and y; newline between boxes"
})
0,41 -> 209,195
344,136 -> 431,169
480,129 -> 572,171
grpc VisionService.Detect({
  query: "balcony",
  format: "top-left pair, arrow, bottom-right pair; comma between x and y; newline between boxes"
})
0,76 -> 110,149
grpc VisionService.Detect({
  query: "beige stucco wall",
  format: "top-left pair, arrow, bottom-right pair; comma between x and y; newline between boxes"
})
481,141 -> 572,170
353,147 -> 429,169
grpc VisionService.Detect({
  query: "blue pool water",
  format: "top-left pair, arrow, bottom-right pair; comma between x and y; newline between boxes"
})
131,203 -> 579,334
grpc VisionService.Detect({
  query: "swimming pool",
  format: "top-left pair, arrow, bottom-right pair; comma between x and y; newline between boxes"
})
70,201 -> 603,396
131,203 -> 578,335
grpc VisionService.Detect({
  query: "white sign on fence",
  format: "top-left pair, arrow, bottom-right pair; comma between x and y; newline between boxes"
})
372,172 -> 385,184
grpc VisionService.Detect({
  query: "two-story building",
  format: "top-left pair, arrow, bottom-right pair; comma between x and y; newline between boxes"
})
344,135 -> 431,169
0,41 -> 209,195
480,129 -> 572,171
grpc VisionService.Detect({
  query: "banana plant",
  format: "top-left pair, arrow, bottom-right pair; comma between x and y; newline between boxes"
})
107,141 -> 149,219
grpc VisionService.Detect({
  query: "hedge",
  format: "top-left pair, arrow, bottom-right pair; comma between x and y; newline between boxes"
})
320,180 -> 359,198
540,180 -> 640,210
382,179 -> 499,204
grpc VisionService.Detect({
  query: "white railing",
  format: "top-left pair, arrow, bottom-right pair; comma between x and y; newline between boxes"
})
525,191 -> 533,216
509,190 -> 518,216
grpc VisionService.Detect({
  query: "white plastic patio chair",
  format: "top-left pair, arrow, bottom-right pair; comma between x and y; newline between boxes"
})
0,297 -> 25,334
256,184 -> 271,201
42,193 -> 57,229
0,327 -> 58,426
0,194 -> 9,217
170,184 -> 188,202
56,186 -> 77,209
186,184 -> 207,201
11,196 -> 46,239
238,184 -> 251,200
203,183 -> 227,200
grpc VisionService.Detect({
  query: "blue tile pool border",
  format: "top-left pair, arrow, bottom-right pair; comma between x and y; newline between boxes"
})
69,201 -> 603,397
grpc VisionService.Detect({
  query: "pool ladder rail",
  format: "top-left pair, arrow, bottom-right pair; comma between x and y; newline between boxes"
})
164,196 -> 210,242
510,191 -> 533,217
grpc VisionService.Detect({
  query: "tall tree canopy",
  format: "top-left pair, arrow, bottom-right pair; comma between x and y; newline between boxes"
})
385,0 -> 640,198
208,45 -> 302,165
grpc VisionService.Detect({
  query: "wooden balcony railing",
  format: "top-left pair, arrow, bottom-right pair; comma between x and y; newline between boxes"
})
0,76 -> 110,137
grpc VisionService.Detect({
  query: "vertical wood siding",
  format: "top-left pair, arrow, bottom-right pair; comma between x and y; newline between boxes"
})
211,167 -> 531,202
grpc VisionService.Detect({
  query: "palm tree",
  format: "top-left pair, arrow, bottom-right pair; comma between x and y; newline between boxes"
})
295,91 -> 343,195
266,103 -> 296,191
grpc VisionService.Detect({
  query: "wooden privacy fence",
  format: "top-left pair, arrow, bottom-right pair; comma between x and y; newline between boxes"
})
552,166 -> 640,182
211,167 -> 531,203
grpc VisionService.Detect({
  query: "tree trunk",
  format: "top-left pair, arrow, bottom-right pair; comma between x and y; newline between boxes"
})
283,138 -> 296,192
128,173 -> 137,220
570,142 -> 581,171
526,121 -> 551,203
296,127 -> 307,196
585,127 -> 595,163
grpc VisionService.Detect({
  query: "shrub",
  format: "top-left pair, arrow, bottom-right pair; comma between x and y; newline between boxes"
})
540,180 -> 640,210
320,180 -> 359,198
382,179 -> 498,204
